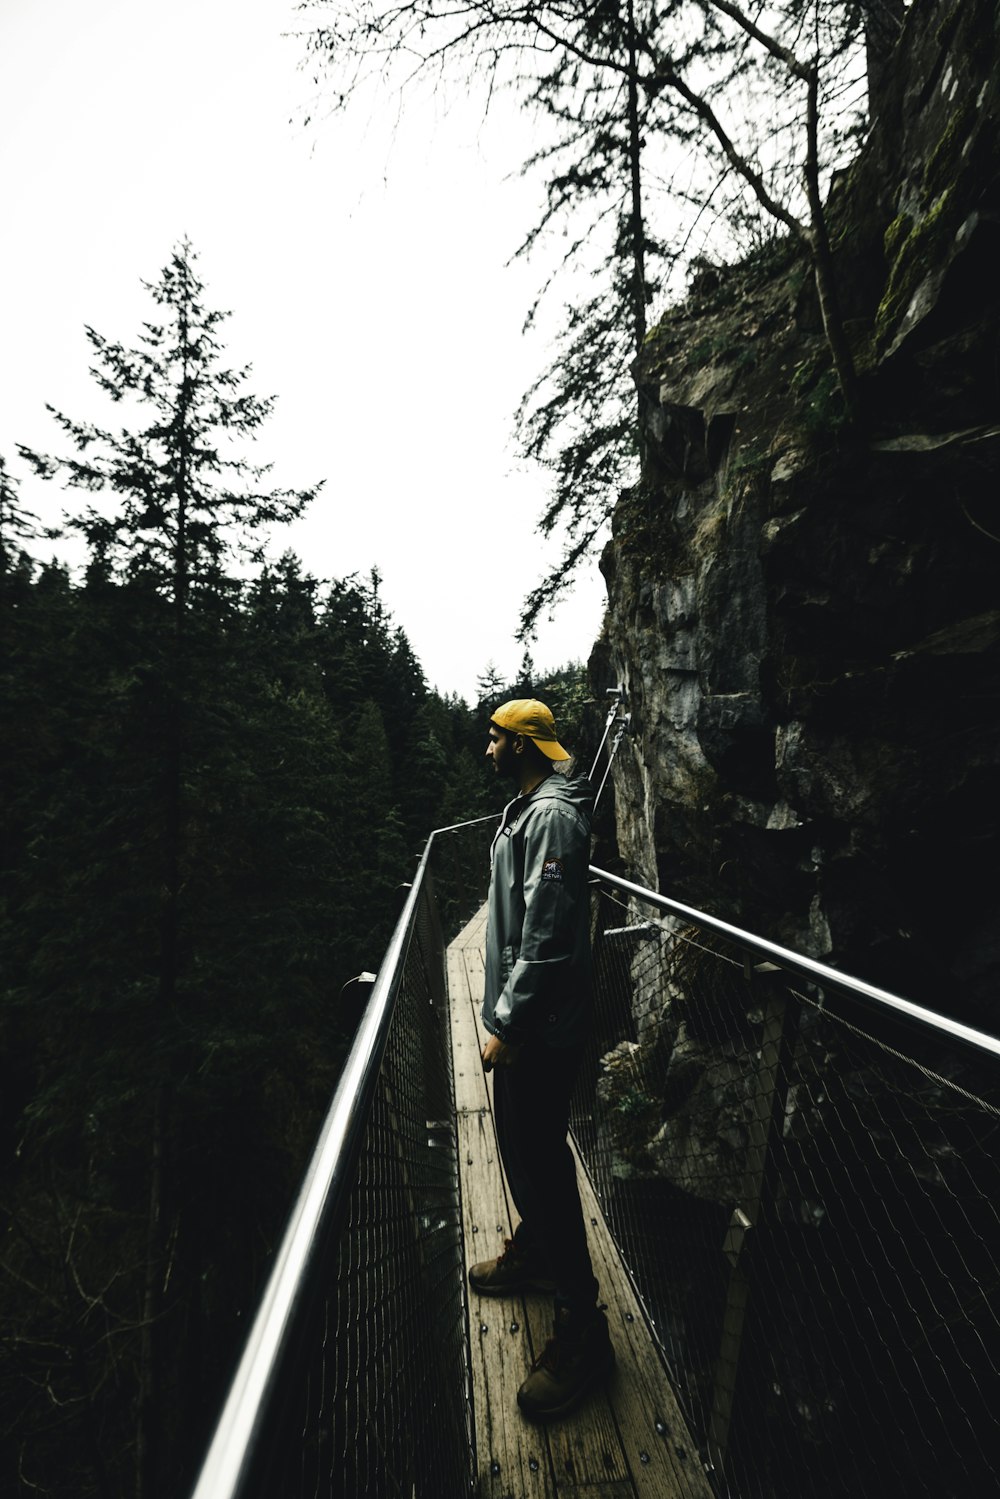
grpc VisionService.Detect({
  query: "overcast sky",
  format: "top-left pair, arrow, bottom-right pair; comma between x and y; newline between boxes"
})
0,0 -> 611,702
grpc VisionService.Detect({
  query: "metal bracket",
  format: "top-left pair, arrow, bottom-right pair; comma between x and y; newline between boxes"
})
722,1207 -> 753,1268
590,686 -> 631,812
602,922 -> 661,941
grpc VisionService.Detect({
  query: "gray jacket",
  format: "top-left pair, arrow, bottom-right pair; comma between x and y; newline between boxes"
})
481,773 -> 593,1049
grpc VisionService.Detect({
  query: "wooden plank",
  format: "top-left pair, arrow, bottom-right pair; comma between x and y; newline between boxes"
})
461,946 -> 486,1029
449,908 -> 710,1499
468,959 -> 492,1055
570,1143 -> 715,1499
451,932 -> 549,1495
513,1283 -> 630,1491
456,946 -> 635,1494
454,902 -> 489,951
458,1109 -> 553,1497
541,1380 -> 632,1490
464,938 -> 486,987
449,948 -> 489,1115
447,946 -> 471,1016
552,1486 -> 636,1498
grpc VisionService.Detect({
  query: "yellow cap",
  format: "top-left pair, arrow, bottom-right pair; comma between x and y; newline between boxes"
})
491,698 -> 571,761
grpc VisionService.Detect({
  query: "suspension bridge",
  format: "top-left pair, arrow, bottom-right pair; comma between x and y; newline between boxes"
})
449,902 -> 712,1498
189,704 -> 1000,1499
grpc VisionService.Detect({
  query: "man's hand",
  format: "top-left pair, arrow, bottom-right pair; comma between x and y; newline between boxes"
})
482,1033 -> 520,1071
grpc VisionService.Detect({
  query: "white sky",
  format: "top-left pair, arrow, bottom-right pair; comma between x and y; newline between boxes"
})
0,0 -> 610,702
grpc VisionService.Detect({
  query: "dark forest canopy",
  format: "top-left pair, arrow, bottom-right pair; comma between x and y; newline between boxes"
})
0,546 -> 486,1497
0,548 -> 588,1499
0,244 -> 591,1498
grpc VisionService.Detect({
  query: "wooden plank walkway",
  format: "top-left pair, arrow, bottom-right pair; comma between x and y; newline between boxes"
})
448,906 -> 714,1499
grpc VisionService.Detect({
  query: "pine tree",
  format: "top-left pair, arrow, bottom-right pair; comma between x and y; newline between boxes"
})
476,660 -> 508,708
20,242 -> 320,605
12,242 -> 321,1499
511,646 -> 537,696
0,455 -> 41,579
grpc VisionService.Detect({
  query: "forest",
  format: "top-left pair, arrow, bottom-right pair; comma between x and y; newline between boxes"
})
0,246 -> 587,1497
4,0 -> 996,1491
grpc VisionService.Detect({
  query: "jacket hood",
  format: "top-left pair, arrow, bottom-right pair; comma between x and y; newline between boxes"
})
528,771 -> 594,820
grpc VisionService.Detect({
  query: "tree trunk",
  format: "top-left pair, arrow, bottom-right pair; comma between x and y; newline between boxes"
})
861,0 -> 906,117
804,61 -> 861,426
625,0 -> 653,477
136,1085 -> 168,1499
625,0 -> 647,358
137,281 -> 193,1498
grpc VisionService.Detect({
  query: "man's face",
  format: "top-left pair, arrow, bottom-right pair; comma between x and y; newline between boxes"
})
486,725 -> 517,779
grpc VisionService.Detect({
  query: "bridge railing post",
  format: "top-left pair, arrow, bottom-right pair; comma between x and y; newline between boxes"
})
707,960 -> 799,1476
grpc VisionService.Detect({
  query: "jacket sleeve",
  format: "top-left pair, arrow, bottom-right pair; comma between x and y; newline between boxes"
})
490,803 -> 588,1043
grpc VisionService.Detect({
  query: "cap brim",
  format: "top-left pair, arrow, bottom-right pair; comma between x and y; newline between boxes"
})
536,738 -> 571,761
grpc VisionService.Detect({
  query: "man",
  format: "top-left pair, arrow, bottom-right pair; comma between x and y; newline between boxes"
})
468,698 -> 614,1420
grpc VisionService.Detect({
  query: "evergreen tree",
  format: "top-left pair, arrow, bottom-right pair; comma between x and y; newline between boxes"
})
437,746 -> 493,828
343,699 -> 410,950
8,243 -> 321,1499
20,242 -> 320,604
0,455 -> 41,578
511,646 -> 537,696
475,659 -> 508,707
535,659 -> 592,757
404,697 -> 451,843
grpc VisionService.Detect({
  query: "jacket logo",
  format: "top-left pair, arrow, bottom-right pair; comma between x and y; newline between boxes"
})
541,858 -> 564,882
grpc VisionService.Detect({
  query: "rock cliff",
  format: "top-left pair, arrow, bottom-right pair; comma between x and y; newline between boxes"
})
594,0 -> 1000,1033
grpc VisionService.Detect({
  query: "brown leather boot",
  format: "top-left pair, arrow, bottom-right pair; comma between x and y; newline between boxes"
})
468,1237 -> 557,1296
516,1305 -> 615,1420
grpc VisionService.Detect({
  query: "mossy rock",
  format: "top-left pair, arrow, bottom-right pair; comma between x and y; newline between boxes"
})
883,213 -> 913,265
922,98 -> 976,205
874,188 -> 959,353
874,69 -> 986,358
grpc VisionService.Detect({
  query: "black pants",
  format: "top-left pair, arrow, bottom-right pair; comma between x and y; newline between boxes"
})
493,1039 -> 599,1312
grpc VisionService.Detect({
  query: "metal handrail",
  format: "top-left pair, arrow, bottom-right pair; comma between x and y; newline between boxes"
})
191,822 -> 999,1499
589,864 -> 1000,1062
190,848 -> 437,1499
191,811 -> 502,1499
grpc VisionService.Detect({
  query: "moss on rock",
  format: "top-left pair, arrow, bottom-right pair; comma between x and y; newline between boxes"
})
874,188 -> 957,351
883,213 -> 913,265
922,98 -> 976,204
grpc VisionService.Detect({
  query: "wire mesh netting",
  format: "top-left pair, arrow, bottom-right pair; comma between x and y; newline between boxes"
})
572,881 -> 1000,1499
257,822 -> 493,1499
207,811 -> 998,1499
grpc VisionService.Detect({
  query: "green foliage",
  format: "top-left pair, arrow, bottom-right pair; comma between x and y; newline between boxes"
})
616,1086 -> 657,1117
726,440 -> 771,479
800,368 -> 848,436
875,188 -> 957,352
534,660 -> 591,749
0,455 -> 43,575
787,349 -> 849,438
0,250 -> 496,1496
19,242 -> 321,610
0,541 -> 496,1496
882,212 -> 913,265
513,21 -> 672,636
473,655 -> 590,767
